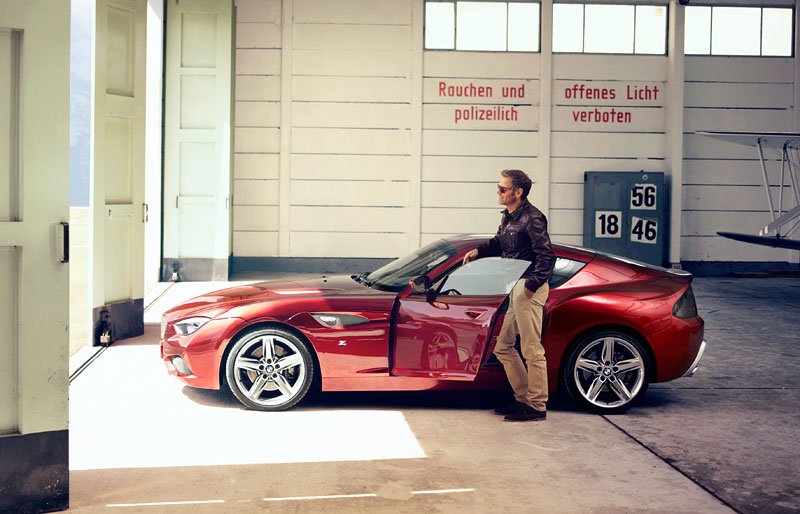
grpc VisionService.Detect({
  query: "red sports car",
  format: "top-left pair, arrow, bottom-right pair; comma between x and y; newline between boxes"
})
161,235 -> 705,412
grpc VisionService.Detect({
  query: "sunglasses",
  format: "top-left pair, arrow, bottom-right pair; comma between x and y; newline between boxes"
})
497,185 -> 515,193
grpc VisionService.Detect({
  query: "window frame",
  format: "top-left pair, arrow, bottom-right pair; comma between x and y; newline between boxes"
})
428,256 -> 588,298
424,0 -> 543,53
684,4 -> 795,57
434,257 -> 532,297
552,2 -> 670,56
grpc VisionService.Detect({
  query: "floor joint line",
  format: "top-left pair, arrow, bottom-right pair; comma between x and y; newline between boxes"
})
601,415 -> 741,514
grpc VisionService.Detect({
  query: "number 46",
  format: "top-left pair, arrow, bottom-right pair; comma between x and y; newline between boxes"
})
631,217 -> 657,244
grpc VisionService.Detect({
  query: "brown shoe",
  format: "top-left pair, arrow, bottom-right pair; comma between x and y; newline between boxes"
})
504,405 -> 546,422
493,400 -> 526,416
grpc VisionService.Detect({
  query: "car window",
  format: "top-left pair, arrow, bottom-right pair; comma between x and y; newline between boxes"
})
549,257 -> 586,288
437,258 -> 531,296
367,239 -> 457,292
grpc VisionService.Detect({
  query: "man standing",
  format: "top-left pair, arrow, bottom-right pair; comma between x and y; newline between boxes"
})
462,169 -> 554,422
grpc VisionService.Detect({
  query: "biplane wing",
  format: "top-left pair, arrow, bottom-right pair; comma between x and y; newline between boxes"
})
695,131 -> 800,251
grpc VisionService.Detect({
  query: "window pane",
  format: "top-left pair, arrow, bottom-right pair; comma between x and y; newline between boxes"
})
508,3 -> 540,52
553,4 -> 584,53
684,6 -> 711,55
585,4 -> 634,54
634,5 -> 666,54
426,2 -> 455,49
712,7 -> 760,56
549,258 -> 587,289
457,1 -> 507,51
440,258 -> 530,296
762,8 -> 793,57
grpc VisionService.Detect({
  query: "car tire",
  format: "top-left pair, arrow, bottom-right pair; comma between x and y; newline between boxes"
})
225,326 -> 315,411
564,330 -> 650,413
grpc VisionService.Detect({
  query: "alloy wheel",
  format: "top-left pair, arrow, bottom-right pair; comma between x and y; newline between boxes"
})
572,335 -> 646,409
230,333 -> 307,408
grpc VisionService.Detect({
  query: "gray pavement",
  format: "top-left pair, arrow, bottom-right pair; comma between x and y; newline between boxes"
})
606,278 -> 800,514
65,277 -> 800,513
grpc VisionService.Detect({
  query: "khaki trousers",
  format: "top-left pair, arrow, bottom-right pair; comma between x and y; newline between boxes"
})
494,280 -> 549,411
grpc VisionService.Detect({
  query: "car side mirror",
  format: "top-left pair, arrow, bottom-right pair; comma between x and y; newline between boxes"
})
410,275 -> 432,295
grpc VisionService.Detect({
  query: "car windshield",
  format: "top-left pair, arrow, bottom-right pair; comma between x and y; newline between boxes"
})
365,239 -> 457,292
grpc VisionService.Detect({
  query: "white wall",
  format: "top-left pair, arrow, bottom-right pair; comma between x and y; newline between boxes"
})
289,0 -> 414,257
550,55 -> 668,246
682,57 -> 796,262
421,53 -> 542,246
229,0 -> 799,266
233,0 -> 282,257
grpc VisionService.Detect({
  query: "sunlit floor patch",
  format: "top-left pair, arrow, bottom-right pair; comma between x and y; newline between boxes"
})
72,280 -> 428,471
70,344 -> 426,470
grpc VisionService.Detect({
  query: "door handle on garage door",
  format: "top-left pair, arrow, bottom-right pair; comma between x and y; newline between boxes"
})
59,221 -> 69,263
465,309 -> 487,320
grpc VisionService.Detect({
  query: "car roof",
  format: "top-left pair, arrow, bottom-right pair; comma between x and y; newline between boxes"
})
441,234 -> 692,279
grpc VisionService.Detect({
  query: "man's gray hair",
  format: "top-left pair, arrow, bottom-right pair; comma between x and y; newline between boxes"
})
501,169 -> 532,199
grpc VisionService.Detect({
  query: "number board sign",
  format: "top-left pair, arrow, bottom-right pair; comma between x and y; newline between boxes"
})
595,211 -> 622,238
584,172 -> 666,266
630,184 -> 657,210
630,216 -> 658,244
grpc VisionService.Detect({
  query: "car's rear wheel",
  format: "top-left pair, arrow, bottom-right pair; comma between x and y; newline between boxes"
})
564,330 -> 650,412
225,327 -> 314,411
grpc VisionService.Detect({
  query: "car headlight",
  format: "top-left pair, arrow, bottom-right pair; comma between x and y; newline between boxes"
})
174,316 -> 211,336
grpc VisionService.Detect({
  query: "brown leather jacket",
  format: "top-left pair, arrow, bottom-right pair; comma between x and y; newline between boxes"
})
476,199 -> 555,292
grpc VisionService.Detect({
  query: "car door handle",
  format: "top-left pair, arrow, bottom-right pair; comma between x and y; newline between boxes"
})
465,309 -> 487,319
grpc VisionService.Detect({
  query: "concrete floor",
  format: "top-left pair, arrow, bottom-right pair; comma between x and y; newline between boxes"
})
65,276 -> 800,513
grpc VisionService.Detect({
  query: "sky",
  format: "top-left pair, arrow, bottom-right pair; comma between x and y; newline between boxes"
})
70,0 -> 93,207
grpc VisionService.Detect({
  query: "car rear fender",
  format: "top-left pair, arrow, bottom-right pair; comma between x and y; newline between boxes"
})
557,323 -> 657,389
218,320 -> 322,394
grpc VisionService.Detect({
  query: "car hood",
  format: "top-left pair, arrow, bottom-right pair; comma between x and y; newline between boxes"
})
163,275 -> 389,321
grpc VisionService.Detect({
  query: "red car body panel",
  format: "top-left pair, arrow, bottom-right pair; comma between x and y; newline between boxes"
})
393,294 -> 506,380
161,237 -> 704,396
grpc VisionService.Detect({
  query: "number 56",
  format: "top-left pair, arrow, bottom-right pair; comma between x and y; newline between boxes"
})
631,184 -> 657,209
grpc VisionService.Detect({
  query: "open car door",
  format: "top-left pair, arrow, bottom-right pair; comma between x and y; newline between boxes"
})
391,258 -> 531,380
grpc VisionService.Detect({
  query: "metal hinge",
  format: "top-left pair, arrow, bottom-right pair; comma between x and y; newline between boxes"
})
143,203 -> 149,222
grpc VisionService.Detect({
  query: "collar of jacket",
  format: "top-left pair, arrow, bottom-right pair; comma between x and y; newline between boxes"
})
502,198 -> 532,221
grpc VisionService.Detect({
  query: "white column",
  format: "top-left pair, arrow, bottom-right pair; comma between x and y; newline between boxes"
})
409,0 -> 424,251
666,0 -> 685,268
794,3 -> 800,266
539,0 -> 553,217
278,0 -> 293,256
145,0 -> 164,289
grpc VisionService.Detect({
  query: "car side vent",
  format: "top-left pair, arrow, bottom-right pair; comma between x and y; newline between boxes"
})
311,313 -> 370,327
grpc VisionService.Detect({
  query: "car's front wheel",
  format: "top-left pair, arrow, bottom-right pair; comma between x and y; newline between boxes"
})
564,330 -> 650,412
225,326 -> 314,411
